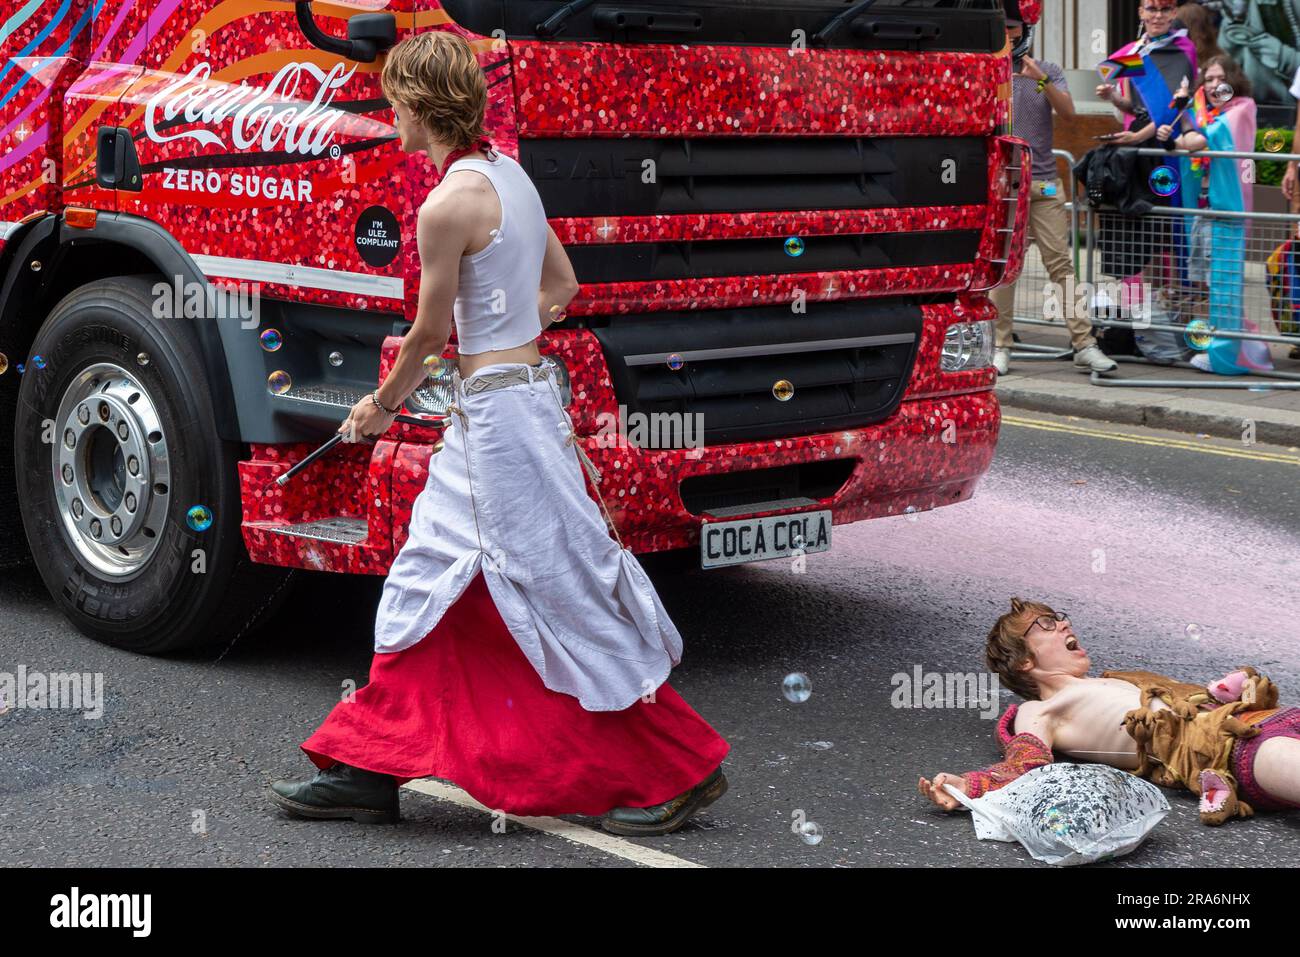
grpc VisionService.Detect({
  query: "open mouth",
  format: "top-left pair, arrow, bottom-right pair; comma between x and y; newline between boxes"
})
1064,636 -> 1080,652
1199,770 -> 1230,814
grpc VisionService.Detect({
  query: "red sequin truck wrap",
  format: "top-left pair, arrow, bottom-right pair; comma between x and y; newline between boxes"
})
0,0 -> 1032,651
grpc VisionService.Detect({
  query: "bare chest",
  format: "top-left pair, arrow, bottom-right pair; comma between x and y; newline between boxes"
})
1033,679 -> 1167,769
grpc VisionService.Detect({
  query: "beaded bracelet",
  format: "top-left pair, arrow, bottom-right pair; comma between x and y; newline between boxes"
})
371,390 -> 400,414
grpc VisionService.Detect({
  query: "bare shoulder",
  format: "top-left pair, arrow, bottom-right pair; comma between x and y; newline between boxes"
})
1014,698 -> 1044,724
427,168 -> 497,226
416,182 -> 476,246
420,177 -> 474,221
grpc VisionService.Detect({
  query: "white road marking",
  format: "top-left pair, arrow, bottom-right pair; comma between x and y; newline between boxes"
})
401,779 -> 705,868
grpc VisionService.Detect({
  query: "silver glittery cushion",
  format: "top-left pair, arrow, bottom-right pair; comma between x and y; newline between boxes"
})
944,763 -> 1170,866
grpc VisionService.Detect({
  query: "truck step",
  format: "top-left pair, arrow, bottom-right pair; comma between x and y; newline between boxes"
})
279,382 -> 370,411
279,381 -> 447,417
263,516 -> 368,544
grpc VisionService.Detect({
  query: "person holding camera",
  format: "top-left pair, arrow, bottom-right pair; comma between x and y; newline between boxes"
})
992,16 -> 1118,375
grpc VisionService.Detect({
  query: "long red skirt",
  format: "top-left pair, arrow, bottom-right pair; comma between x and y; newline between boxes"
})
301,570 -> 730,817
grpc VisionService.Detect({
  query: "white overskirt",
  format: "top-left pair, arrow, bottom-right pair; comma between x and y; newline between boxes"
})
373,362 -> 684,712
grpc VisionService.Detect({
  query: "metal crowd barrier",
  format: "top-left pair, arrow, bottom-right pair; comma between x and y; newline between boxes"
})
1003,145 -> 1300,390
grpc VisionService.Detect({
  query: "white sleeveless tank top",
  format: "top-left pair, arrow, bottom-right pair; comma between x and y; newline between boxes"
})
444,152 -> 548,355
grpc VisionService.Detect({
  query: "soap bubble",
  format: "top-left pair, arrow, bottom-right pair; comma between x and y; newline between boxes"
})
1043,806 -> 1071,837
424,357 -> 453,383
1185,623 -> 1202,641
782,672 -> 811,703
666,353 -> 684,371
259,328 -> 283,351
784,236 -> 805,257
799,820 -> 823,845
32,354 -> 45,369
1210,82 -> 1233,106
137,352 -> 150,366
267,370 -> 293,395
904,505 -> 919,522
423,355 -> 452,380
772,379 -> 794,401
0,354 -> 8,375
1263,129 -> 1287,153
1148,165 -> 1178,196
328,351 -> 343,367
1183,319 -> 1213,351
186,505 -> 213,532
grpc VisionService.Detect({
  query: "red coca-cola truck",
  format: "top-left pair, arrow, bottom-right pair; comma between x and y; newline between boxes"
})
0,0 -> 1030,652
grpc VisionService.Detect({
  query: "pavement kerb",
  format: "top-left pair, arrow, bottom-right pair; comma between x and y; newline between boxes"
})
994,376 -> 1300,448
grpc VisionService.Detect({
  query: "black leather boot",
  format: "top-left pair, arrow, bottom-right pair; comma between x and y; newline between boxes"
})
268,762 -> 400,825
601,767 -> 727,836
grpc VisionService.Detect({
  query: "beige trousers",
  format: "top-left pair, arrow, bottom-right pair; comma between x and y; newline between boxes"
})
988,178 -> 1096,352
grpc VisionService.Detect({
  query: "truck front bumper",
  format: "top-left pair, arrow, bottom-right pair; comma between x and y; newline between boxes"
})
588,389 -> 1000,554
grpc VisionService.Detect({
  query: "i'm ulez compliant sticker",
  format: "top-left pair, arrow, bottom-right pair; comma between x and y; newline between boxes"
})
355,206 -> 401,267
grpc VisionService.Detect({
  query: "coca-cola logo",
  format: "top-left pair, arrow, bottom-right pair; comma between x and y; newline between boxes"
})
144,60 -> 358,156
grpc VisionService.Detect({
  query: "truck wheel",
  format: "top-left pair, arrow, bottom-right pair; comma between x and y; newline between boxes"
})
14,275 -> 292,654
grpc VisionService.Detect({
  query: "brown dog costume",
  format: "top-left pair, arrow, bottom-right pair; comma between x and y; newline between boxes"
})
1103,667 -> 1279,825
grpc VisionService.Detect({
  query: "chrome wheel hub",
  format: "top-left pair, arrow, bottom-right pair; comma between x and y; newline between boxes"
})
52,362 -> 171,578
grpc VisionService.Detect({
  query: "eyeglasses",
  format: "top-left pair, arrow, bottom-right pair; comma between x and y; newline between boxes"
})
1141,5 -> 1177,15
1022,612 -> 1070,638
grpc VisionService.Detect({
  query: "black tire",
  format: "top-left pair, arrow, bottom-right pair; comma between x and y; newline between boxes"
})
0,333 -> 31,570
14,275 -> 292,654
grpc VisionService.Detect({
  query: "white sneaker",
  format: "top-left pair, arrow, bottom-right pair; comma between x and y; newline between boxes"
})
1189,353 -> 1211,372
1073,344 -> 1118,373
993,348 -> 1011,376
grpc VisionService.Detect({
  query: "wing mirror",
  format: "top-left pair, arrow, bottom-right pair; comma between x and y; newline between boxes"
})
295,1 -> 397,63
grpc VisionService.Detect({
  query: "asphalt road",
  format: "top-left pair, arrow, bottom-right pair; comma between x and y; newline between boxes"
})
2,409 -> 1298,868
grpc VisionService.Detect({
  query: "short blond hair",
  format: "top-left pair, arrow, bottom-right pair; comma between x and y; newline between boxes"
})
380,30 -> 487,151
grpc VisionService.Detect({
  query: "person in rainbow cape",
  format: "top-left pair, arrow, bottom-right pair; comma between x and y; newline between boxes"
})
1157,55 -> 1273,374
1096,2 -> 1198,145
1095,4 -> 1199,307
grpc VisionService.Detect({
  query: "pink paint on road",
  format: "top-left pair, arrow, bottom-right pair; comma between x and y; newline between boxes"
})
846,466 -> 1298,659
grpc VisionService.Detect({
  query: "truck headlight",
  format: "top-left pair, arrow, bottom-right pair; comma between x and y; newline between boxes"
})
940,320 -> 995,372
405,359 -> 456,416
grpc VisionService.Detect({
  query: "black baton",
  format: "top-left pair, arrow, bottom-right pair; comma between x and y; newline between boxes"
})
272,413 -> 449,487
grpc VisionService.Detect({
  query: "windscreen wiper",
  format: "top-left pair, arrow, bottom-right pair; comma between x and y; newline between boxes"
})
811,0 -> 879,46
536,0 -> 601,38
